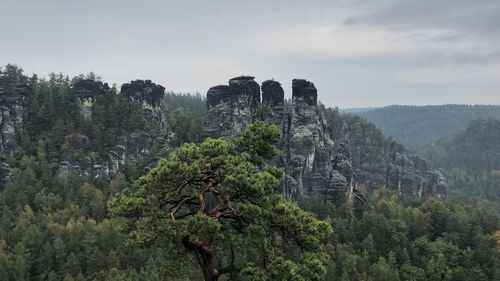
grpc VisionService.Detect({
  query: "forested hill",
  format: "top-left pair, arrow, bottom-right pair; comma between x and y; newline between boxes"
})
427,118 -> 500,171
0,64 -> 499,280
421,118 -> 500,204
319,106 -> 448,200
358,105 -> 500,148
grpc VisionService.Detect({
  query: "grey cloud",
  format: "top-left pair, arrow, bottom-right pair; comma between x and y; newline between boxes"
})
345,0 -> 500,36
451,51 -> 500,64
342,17 -> 359,26
1,0 -> 499,108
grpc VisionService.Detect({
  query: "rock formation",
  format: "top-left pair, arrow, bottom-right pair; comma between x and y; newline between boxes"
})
337,120 -> 448,199
73,79 -> 109,120
121,79 -> 165,108
57,80 -> 169,180
206,76 -> 260,137
0,75 -> 27,189
206,76 -> 353,202
206,76 -> 448,202
284,79 -> 351,201
261,80 -> 285,133
121,80 -> 170,138
0,67 -> 448,201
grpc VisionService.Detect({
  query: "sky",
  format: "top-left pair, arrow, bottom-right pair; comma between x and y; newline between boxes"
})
1,0 -> 500,108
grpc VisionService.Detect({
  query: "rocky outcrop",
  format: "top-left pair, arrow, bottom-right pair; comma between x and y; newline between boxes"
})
57,80 -> 169,180
121,79 -> 165,108
206,85 -> 232,137
121,80 -> 170,138
73,79 -> 109,120
206,76 -> 353,202
261,80 -> 285,133
0,76 -> 26,189
284,79 -> 351,201
206,76 -> 448,202
206,76 -> 260,137
337,121 -> 448,199
0,83 -> 25,157
57,130 -> 164,180
57,133 -> 93,178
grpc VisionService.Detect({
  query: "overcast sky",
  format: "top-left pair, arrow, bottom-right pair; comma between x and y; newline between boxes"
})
1,0 -> 500,107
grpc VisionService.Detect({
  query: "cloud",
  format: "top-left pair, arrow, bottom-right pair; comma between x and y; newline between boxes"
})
344,0 -> 500,35
0,0 -> 499,107
395,64 -> 500,84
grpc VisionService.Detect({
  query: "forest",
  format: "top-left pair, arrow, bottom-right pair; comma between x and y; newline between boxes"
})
0,65 -> 499,280
358,105 -> 500,149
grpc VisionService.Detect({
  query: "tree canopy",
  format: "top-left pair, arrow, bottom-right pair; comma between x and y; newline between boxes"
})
109,121 -> 332,281
1,65 -> 499,280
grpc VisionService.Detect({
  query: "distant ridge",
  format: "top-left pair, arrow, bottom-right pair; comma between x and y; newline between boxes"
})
338,107 -> 378,114
358,104 -> 500,148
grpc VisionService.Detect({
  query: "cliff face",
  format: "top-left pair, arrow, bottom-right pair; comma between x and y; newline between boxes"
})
120,80 -> 170,138
206,76 -> 261,137
207,76 -> 448,202
431,118 -> 500,171
337,120 -> 448,199
0,78 -> 26,188
285,79 -> 352,201
207,77 -> 353,202
73,79 -> 109,120
57,80 -> 170,179
0,67 -> 448,201
261,80 -> 285,127
122,79 -> 165,108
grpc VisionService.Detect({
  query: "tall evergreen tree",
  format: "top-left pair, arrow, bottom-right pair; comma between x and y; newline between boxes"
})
110,122 -> 332,281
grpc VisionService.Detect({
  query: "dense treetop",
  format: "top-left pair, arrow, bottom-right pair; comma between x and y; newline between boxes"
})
110,122 -> 332,281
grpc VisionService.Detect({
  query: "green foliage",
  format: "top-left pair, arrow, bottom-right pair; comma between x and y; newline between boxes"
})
358,105 -> 500,149
1,65 -> 499,280
422,119 -> 500,171
419,119 -> 500,205
0,64 -> 29,86
163,91 -> 206,113
110,122 -> 332,280
168,111 -> 204,146
320,104 -> 386,167
0,65 -> 202,280
299,190 -> 500,281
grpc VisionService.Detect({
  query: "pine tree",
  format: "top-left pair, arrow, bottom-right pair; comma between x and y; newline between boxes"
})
110,122 -> 332,281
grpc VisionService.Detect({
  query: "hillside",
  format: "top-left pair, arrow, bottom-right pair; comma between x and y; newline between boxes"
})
430,119 -> 500,170
338,107 -> 378,114
421,119 -> 500,203
320,106 -> 448,201
0,65 -> 498,280
359,105 -> 500,148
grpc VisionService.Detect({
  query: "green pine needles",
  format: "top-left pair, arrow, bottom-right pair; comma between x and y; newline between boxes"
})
109,121 -> 332,281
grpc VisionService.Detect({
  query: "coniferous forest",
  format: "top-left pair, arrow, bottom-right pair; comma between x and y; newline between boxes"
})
0,64 -> 499,281
358,105 -> 500,149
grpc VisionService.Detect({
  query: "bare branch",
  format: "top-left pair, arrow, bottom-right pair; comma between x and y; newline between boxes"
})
170,197 -> 196,220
